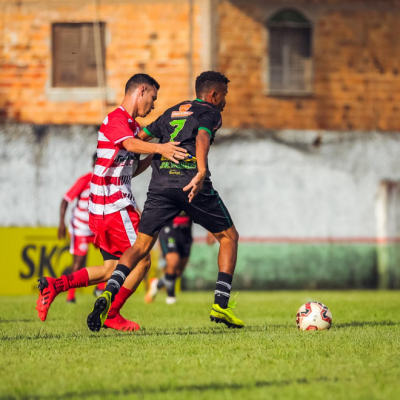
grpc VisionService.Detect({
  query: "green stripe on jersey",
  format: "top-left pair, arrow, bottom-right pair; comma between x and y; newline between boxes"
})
199,127 -> 213,137
143,127 -> 154,137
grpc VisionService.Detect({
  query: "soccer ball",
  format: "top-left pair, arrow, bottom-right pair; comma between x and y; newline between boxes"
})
296,302 -> 332,331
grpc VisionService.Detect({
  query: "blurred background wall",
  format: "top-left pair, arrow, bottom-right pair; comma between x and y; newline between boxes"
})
1,0 -> 400,292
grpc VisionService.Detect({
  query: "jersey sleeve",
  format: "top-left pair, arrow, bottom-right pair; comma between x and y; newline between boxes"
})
197,109 -> 222,142
64,173 -> 91,202
143,115 -> 164,139
103,114 -> 135,144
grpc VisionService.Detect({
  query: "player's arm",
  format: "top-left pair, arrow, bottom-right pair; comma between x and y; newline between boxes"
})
133,154 -> 154,177
58,199 -> 68,240
183,130 -> 210,203
122,134 -> 186,164
59,175 -> 90,240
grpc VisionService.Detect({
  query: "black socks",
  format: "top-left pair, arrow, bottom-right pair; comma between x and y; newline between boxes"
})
105,264 -> 131,300
214,272 -> 232,309
158,274 -> 177,297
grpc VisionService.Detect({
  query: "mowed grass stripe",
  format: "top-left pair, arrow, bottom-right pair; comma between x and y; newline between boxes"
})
0,291 -> 399,400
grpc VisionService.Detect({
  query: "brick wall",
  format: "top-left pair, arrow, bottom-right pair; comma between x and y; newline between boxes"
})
219,0 -> 400,131
1,0 -> 400,131
0,0 -> 202,125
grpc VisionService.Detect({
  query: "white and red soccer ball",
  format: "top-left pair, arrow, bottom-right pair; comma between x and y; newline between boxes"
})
296,302 -> 332,331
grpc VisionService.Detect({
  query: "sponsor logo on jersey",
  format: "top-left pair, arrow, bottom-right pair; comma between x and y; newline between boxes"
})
171,104 -> 193,118
115,153 -> 138,166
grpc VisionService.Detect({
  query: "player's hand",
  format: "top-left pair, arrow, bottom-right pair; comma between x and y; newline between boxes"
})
183,172 -> 205,203
158,142 -> 187,164
58,224 -> 66,240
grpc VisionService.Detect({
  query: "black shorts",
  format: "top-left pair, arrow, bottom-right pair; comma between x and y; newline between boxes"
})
159,224 -> 193,258
139,187 -> 234,236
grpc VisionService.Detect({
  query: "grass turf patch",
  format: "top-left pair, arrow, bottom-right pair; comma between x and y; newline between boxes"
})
0,291 -> 399,400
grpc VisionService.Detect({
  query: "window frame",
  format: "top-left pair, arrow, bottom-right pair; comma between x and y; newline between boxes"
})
266,9 -> 314,97
51,22 -> 106,89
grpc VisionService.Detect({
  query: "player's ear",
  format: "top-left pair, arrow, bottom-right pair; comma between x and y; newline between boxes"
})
139,85 -> 147,97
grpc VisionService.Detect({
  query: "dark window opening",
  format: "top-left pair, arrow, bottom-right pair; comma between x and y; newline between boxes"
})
267,10 -> 312,95
52,23 -> 106,88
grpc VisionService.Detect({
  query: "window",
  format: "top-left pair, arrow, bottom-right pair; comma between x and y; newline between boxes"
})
267,10 -> 312,95
52,23 -> 106,88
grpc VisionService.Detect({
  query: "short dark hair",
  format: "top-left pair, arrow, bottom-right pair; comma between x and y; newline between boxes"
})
125,73 -> 160,94
195,71 -> 230,96
92,152 -> 97,162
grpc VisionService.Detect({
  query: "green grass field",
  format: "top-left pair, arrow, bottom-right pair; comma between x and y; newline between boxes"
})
1,291 -> 399,400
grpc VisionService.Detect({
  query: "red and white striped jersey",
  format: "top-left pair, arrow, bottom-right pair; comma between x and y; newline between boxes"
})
89,106 -> 140,216
64,172 -> 93,237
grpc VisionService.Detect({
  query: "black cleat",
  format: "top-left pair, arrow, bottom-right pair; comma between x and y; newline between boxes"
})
87,292 -> 112,332
37,277 -> 49,292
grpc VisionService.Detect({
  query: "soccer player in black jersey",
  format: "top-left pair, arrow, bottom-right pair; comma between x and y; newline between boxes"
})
87,71 -> 244,331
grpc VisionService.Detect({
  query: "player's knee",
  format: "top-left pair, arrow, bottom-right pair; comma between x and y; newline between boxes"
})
216,226 -> 239,246
232,228 -> 239,245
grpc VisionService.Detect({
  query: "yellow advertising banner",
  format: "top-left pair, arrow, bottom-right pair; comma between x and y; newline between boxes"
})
0,228 -> 160,296
0,228 -> 103,295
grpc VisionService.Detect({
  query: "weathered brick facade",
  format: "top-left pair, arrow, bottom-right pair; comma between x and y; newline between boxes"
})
1,0 -> 400,131
0,0 -> 204,125
220,0 -> 400,131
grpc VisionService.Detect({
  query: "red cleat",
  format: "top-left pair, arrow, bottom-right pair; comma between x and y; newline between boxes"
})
35,277 -> 60,321
103,313 -> 140,331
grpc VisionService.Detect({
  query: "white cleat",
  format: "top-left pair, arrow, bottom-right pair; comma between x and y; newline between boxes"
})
166,296 -> 177,305
145,278 -> 159,303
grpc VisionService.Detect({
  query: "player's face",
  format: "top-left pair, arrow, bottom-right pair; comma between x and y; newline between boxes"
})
212,84 -> 228,112
138,85 -> 158,118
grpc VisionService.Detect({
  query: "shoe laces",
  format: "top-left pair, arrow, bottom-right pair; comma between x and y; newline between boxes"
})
228,292 -> 239,309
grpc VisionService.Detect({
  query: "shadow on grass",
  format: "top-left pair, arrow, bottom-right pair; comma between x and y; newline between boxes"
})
334,321 -> 400,328
0,376 -> 344,400
2,321 -> 398,342
0,325 -> 272,342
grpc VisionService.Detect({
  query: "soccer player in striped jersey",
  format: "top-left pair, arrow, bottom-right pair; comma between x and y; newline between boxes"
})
88,71 -> 244,331
58,153 -> 104,303
36,74 -> 187,330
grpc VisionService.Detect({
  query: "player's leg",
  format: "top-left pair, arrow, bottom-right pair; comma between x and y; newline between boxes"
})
180,188 -> 243,328
209,225 -> 243,328
162,252 -> 181,303
161,228 -> 192,304
145,226 -> 179,303
165,226 -> 193,303
104,254 -> 151,331
65,231 -> 89,303
165,256 -> 189,304
66,254 -> 87,303
87,232 -> 158,332
36,212 -> 133,322
36,256 -> 123,321
88,190 -> 182,331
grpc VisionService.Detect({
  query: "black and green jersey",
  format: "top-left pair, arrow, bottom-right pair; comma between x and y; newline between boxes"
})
143,99 -> 222,189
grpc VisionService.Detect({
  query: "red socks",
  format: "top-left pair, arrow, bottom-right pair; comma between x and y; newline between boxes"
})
66,288 -> 75,301
54,269 -> 89,293
107,286 -> 135,319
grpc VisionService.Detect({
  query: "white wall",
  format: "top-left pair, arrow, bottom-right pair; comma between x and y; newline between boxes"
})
1,124 -> 399,239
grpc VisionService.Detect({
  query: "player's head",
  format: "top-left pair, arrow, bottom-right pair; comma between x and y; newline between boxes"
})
195,71 -> 230,111
92,152 -> 97,168
125,74 -> 160,117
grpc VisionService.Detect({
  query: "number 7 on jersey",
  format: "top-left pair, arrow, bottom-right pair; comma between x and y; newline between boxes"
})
169,119 -> 187,142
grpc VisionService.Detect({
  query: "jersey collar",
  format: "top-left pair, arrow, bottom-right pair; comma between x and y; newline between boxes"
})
193,98 -> 216,109
118,105 -> 135,122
